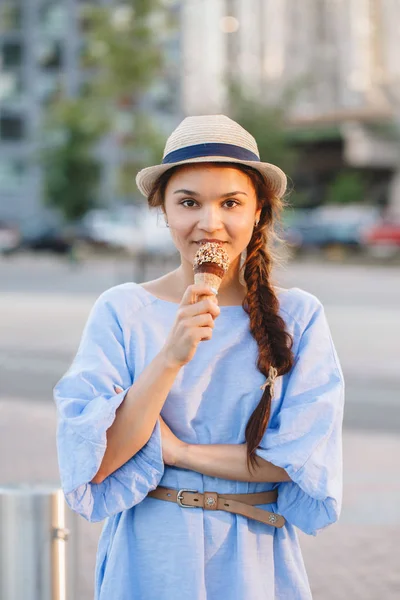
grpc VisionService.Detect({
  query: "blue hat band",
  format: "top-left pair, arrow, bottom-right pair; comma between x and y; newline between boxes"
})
162,142 -> 260,165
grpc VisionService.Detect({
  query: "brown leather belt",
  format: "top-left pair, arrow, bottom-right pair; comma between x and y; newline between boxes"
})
147,486 -> 286,528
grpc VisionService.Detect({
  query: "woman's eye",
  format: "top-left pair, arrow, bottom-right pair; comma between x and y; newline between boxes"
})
225,200 -> 239,208
180,199 -> 239,208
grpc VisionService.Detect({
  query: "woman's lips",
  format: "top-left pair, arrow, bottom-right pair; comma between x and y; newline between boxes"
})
194,240 -> 227,245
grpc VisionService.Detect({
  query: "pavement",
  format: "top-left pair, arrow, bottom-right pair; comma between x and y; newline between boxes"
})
1,396 -> 399,600
1,254 -> 400,599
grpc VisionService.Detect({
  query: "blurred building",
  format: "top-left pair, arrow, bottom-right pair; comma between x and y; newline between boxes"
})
0,0 -> 181,226
182,0 -> 400,215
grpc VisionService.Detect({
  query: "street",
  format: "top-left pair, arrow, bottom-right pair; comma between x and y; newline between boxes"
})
1,253 -> 399,599
1,253 -> 399,432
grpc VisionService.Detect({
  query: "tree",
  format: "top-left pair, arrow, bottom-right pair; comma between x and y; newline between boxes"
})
42,100 -> 106,222
325,171 -> 366,205
41,0 -> 169,222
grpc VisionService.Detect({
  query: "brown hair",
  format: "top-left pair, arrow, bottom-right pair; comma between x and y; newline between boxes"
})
148,162 -> 295,472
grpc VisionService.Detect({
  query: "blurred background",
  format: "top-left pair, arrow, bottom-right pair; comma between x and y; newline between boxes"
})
0,1 -> 399,599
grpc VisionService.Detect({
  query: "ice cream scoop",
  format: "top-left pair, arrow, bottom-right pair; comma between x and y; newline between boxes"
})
193,241 -> 230,301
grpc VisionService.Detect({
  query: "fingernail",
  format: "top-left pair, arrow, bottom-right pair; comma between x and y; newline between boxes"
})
210,287 -> 218,295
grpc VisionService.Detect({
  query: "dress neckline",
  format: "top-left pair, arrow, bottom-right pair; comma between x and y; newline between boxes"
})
137,283 -> 245,311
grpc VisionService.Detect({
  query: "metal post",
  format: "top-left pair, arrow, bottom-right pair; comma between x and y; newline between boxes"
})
0,484 -> 78,600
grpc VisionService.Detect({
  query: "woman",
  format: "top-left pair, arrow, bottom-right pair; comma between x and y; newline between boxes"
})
54,115 -> 344,600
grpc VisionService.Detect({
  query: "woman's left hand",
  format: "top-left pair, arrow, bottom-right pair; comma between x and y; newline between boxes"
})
114,384 -> 186,467
157,415 -> 187,467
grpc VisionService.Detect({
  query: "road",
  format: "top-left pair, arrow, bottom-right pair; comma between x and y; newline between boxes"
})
1,253 -> 399,432
1,253 -> 399,600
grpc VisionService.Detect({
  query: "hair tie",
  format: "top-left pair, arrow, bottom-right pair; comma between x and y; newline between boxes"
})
260,366 -> 278,397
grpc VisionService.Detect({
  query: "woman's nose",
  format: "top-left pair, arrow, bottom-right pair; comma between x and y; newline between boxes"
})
197,209 -> 223,230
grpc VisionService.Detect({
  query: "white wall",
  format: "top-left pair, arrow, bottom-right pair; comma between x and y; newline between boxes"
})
181,0 -> 400,119
181,0 -> 227,114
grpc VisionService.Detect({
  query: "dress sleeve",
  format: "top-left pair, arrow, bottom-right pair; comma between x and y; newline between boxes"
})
255,301 -> 344,536
53,290 -> 164,522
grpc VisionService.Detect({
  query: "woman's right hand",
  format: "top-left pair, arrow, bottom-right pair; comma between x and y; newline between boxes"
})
161,283 -> 221,368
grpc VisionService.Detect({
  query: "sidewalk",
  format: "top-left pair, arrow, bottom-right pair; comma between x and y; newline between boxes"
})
1,396 -> 399,600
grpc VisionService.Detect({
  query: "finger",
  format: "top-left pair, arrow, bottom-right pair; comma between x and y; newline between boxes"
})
182,297 -> 220,320
114,385 -> 124,393
189,313 -> 216,328
181,283 -> 218,307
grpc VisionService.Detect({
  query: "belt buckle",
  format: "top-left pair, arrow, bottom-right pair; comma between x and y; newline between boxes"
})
177,488 -> 198,508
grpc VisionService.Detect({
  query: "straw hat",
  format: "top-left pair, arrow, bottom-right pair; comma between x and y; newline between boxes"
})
135,114 -> 287,198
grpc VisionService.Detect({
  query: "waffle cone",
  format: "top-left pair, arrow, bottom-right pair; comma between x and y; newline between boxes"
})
194,272 -> 223,300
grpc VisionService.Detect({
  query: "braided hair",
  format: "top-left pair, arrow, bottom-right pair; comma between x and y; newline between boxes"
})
237,164 -> 295,472
148,162 -> 295,473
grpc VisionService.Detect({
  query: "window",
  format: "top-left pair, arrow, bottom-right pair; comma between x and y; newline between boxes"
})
38,3 -> 66,37
1,41 -> 23,68
0,114 -> 25,140
37,40 -> 63,69
0,72 -> 24,103
0,159 -> 27,189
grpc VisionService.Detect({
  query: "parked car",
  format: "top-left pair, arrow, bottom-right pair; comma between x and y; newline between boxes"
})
0,220 -> 21,255
18,220 -> 73,254
82,205 -> 176,256
282,205 -> 381,253
361,219 -> 400,258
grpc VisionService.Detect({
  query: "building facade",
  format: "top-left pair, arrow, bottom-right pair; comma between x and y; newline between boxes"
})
0,0 -> 84,225
181,0 -> 400,214
182,0 -> 400,118
0,0 -> 181,226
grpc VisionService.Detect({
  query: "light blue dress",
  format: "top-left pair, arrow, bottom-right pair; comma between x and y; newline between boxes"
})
53,282 -> 344,600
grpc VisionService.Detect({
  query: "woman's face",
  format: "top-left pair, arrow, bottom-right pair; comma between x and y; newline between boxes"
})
163,164 -> 261,271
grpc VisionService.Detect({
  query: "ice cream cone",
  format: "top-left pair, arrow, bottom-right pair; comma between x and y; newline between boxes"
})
194,272 -> 223,300
193,241 -> 230,301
